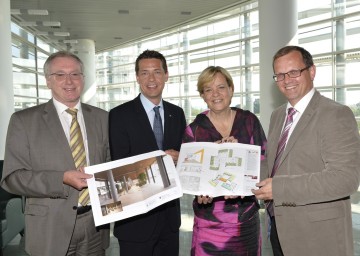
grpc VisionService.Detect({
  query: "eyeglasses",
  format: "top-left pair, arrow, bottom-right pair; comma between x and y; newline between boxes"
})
273,66 -> 310,82
49,72 -> 84,81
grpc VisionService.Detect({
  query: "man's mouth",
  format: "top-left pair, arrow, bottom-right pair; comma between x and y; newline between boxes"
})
284,85 -> 296,90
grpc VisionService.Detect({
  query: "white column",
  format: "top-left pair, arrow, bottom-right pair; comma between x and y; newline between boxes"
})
259,0 -> 297,135
106,170 -> 119,202
0,0 -> 14,159
71,39 -> 97,106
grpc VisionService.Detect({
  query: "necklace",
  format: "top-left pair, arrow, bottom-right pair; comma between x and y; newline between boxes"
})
208,108 -> 234,138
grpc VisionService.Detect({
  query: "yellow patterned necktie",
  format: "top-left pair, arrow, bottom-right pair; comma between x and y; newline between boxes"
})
66,108 -> 90,206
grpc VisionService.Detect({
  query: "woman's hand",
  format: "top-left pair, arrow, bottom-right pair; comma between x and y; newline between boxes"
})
197,195 -> 213,204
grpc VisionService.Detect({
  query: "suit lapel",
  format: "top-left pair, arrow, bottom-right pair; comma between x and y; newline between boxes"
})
278,91 -> 320,169
268,105 -> 287,172
162,101 -> 181,149
134,95 -> 154,130
163,102 -> 172,147
134,96 -> 158,145
82,104 -> 96,165
43,100 -> 75,168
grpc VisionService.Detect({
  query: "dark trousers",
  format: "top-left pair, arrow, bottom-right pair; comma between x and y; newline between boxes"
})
270,217 -> 284,256
118,210 -> 179,256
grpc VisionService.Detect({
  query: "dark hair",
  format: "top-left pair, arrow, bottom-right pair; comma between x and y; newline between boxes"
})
272,45 -> 314,71
135,50 -> 168,75
197,66 -> 234,94
44,51 -> 84,76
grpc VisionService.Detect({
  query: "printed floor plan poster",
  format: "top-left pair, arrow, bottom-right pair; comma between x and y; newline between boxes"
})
177,142 -> 260,197
85,150 -> 182,226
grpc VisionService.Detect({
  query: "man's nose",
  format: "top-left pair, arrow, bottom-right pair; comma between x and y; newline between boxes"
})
148,72 -> 155,80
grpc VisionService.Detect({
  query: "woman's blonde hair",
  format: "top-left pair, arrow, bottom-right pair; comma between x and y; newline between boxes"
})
197,66 -> 234,94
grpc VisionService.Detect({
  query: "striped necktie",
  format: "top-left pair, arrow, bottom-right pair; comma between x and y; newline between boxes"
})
266,107 -> 296,217
153,106 -> 163,150
66,108 -> 90,206
271,107 -> 297,178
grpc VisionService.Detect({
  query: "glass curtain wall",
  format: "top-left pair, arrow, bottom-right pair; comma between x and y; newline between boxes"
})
11,23 -> 57,112
298,0 -> 360,129
10,0 -> 360,125
96,0 -> 360,127
96,2 -> 260,125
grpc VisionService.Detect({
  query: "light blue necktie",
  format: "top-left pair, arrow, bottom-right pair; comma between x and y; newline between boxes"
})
153,106 -> 163,150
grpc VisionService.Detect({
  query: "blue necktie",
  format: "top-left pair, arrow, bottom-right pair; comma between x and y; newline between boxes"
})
153,106 -> 163,150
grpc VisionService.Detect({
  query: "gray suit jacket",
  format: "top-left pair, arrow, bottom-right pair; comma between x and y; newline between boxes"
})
267,90 -> 360,256
1,99 -> 110,256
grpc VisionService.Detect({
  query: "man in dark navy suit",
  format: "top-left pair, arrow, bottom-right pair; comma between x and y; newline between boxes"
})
109,50 -> 186,256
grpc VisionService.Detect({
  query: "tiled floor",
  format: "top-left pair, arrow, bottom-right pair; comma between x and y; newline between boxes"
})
3,194 -> 360,256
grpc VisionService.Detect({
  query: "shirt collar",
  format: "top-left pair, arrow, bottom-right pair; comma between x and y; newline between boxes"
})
53,98 -> 82,115
287,88 -> 315,114
140,93 -> 163,113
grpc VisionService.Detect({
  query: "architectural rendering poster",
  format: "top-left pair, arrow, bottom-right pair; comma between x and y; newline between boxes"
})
85,150 -> 182,226
177,142 -> 260,197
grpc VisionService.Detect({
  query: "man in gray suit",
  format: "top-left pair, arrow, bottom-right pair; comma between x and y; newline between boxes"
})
1,51 -> 110,256
253,46 -> 360,256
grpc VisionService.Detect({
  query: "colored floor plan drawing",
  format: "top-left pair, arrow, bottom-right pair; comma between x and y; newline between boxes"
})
183,149 -> 204,164
177,142 -> 261,196
210,149 -> 242,170
209,172 -> 237,191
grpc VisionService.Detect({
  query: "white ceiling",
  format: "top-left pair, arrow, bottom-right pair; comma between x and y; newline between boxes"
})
10,0 -> 246,53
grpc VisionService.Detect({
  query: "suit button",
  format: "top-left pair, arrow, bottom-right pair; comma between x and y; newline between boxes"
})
73,206 -> 78,210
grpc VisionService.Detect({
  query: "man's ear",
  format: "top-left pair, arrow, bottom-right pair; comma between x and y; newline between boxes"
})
46,77 -> 51,89
309,65 -> 316,81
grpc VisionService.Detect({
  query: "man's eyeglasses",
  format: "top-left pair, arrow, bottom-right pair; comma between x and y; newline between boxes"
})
49,73 -> 84,81
273,66 -> 310,82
